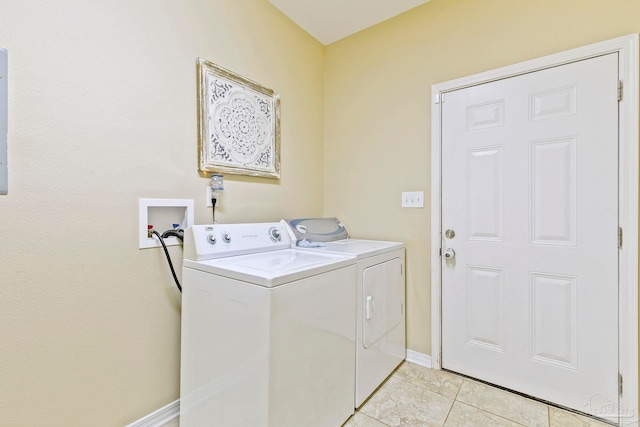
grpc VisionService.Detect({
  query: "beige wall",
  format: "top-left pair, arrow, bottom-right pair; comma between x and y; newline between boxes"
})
324,0 -> 640,356
0,0 -> 324,425
2,0 -> 639,424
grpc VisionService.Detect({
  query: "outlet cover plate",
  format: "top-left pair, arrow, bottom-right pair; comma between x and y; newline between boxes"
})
206,187 -> 221,207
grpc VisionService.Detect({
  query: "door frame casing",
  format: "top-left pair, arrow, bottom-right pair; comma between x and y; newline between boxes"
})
430,34 -> 638,424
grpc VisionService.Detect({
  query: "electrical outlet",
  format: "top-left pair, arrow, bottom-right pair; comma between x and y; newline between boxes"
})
402,191 -> 424,208
206,187 -> 221,207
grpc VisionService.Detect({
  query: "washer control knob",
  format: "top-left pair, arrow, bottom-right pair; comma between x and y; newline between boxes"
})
269,227 -> 281,242
222,232 -> 231,244
206,234 -> 217,245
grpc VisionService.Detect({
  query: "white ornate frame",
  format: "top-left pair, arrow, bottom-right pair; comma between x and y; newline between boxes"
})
197,58 -> 281,179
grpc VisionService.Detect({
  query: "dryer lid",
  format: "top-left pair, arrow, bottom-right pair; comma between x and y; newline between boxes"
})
285,217 -> 349,242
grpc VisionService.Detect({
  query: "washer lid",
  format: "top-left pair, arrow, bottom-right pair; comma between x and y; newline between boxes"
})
183,249 -> 355,287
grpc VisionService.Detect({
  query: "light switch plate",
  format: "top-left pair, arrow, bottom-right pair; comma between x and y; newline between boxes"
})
402,191 -> 424,208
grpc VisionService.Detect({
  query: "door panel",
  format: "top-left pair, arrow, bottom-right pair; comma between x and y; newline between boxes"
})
466,265 -> 505,352
441,53 -> 619,413
530,272 -> 578,369
363,258 -> 402,348
467,147 -> 504,241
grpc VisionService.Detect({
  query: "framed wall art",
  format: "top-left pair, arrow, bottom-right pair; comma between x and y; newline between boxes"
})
197,58 -> 281,179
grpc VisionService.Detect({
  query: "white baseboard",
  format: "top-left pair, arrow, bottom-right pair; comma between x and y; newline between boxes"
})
128,350 -> 431,426
126,399 -> 179,427
405,349 -> 432,368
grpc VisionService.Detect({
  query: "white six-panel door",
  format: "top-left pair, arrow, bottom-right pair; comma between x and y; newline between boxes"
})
440,53 -> 619,413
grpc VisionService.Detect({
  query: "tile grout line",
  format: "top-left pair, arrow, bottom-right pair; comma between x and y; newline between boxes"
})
391,363 -> 465,426
457,400 -> 532,427
423,368 -> 546,427
394,363 -> 462,401
457,378 -> 548,427
445,368 -> 614,426
359,411 -> 394,427
441,375 -> 466,426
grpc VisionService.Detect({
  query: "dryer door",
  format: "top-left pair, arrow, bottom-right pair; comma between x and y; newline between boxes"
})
363,258 -> 403,348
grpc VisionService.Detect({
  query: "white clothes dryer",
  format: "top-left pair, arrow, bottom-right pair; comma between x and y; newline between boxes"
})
180,222 -> 357,427
284,218 -> 406,407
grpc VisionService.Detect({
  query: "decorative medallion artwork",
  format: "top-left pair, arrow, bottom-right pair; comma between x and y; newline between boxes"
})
197,58 -> 281,179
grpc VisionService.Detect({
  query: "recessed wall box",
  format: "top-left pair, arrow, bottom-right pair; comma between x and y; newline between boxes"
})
139,198 -> 194,249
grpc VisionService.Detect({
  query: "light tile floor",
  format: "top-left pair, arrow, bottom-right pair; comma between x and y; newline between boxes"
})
344,362 -> 612,427
164,361 -> 612,427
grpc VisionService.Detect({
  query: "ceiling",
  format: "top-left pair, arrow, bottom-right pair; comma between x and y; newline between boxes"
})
267,0 -> 431,45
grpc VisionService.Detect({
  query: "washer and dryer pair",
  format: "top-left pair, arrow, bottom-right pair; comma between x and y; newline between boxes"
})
283,217 -> 406,408
180,219 -> 405,427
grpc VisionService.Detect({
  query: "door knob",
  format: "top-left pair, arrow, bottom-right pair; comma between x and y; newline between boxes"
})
444,248 -> 456,260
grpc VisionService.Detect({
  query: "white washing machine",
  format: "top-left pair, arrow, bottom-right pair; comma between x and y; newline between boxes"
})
284,218 -> 406,407
180,222 -> 357,427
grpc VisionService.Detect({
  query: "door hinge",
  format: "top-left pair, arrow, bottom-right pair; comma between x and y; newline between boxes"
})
435,92 -> 445,104
619,373 -> 623,396
618,80 -> 623,102
618,227 -> 623,249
